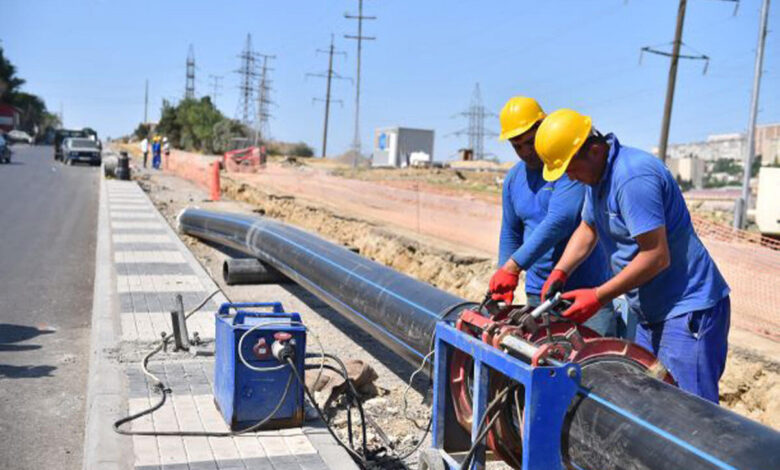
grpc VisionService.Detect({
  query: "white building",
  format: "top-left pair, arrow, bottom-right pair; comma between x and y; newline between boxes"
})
657,124 -> 780,164
372,127 -> 435,168
667,156 -> 705,189
658,133 -> 745,162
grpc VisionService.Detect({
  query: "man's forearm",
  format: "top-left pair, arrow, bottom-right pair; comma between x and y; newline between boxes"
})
595,250 -> 668,303
554,221 -> 598,275
595,227 -> 670,303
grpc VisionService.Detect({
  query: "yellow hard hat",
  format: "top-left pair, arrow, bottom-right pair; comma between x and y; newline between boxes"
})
498,96 -> 546,141
534,108 -> 592,181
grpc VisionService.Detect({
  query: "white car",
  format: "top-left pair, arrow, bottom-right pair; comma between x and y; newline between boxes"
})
61,137 -> 101,166
7,130 -> 33,144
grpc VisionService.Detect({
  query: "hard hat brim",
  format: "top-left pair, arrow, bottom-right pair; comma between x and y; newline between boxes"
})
498,116 -> 545,141
543,163 -> 567,182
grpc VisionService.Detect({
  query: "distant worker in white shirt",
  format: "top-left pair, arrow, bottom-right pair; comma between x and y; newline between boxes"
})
140,137 -> 149,168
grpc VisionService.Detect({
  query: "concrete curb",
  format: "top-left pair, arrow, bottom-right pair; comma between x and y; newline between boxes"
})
81,172 -> 132,470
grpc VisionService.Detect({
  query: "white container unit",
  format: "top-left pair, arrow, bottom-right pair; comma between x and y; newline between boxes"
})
373,127 -> 434,168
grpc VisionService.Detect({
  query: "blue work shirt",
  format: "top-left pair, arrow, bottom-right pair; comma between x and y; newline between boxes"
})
499,162 -> 611,295
582,134 -> 730,324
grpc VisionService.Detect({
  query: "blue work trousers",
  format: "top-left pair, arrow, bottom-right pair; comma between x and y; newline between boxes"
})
634,296 -> 730,403
526,293 -> 617,337
152,151 -> 161,169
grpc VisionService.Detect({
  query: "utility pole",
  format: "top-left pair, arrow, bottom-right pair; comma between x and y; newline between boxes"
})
208,74 -> 223,107
345,0 -> 376,166
307,35 -> 349,158
235,34 -> 259,128
735,0 -> 771,230
657,0 -> 686,164
451,83 -> 497,161
255,53 -> 276,145
642,0 -> 737,162
185,44 -> 196,99
144,79 -> 148,123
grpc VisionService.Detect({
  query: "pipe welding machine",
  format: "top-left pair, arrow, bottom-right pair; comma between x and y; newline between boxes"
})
422,293 -> 674,470
213,302 -> 306,430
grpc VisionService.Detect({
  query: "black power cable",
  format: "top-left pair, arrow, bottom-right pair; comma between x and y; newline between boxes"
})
114,374 -> 294,437
308,353 -> 371,455
286,357 -> 370,467
459,384 -> 519,470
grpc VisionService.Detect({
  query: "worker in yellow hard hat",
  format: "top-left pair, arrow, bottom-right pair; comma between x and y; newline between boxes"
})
152,135 -> 162,169
535,108 -> 731,403
487,97 -> 614,335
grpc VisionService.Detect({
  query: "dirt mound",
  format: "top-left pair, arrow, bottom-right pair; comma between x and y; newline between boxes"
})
720,349 -> 780,427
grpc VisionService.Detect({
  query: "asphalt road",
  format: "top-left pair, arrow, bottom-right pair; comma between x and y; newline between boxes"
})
0,144 -> 99,469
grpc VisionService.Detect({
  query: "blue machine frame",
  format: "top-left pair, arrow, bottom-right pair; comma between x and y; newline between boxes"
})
431,322 -> 581,470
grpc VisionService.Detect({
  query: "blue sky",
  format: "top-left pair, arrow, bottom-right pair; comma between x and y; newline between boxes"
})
3,0 -> 777,161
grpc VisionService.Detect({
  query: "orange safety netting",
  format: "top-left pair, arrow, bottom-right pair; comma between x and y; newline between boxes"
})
692,216 -> 780,340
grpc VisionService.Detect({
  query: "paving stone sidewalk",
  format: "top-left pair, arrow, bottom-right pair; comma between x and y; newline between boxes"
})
84,177 -> 357,470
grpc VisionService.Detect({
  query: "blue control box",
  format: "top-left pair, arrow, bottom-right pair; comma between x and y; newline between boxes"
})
213,302 -> 306,430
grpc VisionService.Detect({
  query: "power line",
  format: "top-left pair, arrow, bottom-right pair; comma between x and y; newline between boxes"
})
307,34 -> 350,158
344,0 -> 376,166
641,0 -> 738,163
255,53 -> 276,145
185,44 -> 196,99
208,74 -> 224,107
450,83 -> 497,161
234,34 -> 260,127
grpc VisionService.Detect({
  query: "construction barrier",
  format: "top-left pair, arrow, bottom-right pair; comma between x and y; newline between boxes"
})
692,215 -> 780,340
163,149 -> 220,192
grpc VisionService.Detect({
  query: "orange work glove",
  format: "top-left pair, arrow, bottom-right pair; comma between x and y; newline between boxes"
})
561,288 -> 603,324
488,267 -> 519,305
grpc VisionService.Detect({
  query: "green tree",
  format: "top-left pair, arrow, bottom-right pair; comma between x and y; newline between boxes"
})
0,46 -> 25,100
134,123 -> 151,140
156,100 -> 181,146
176,97 -> 223,152
290,142 -> 314,158
156,97 -> 248,154
11,92 -> 46,134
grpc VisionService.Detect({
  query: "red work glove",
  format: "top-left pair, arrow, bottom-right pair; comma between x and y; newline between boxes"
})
561,289 -> 603,324
488,267 -> 519,305
541,269 -> 568,301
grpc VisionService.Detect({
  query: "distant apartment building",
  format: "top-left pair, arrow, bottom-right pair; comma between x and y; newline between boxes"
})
756,124 -> 780,165
667,156 -> 705,188
655,123 -> 780,165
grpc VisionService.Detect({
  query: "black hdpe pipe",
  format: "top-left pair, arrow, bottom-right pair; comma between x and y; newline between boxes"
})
178,208 -> 780,470
222,258 -> 289,286
179,208 -> 471,365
